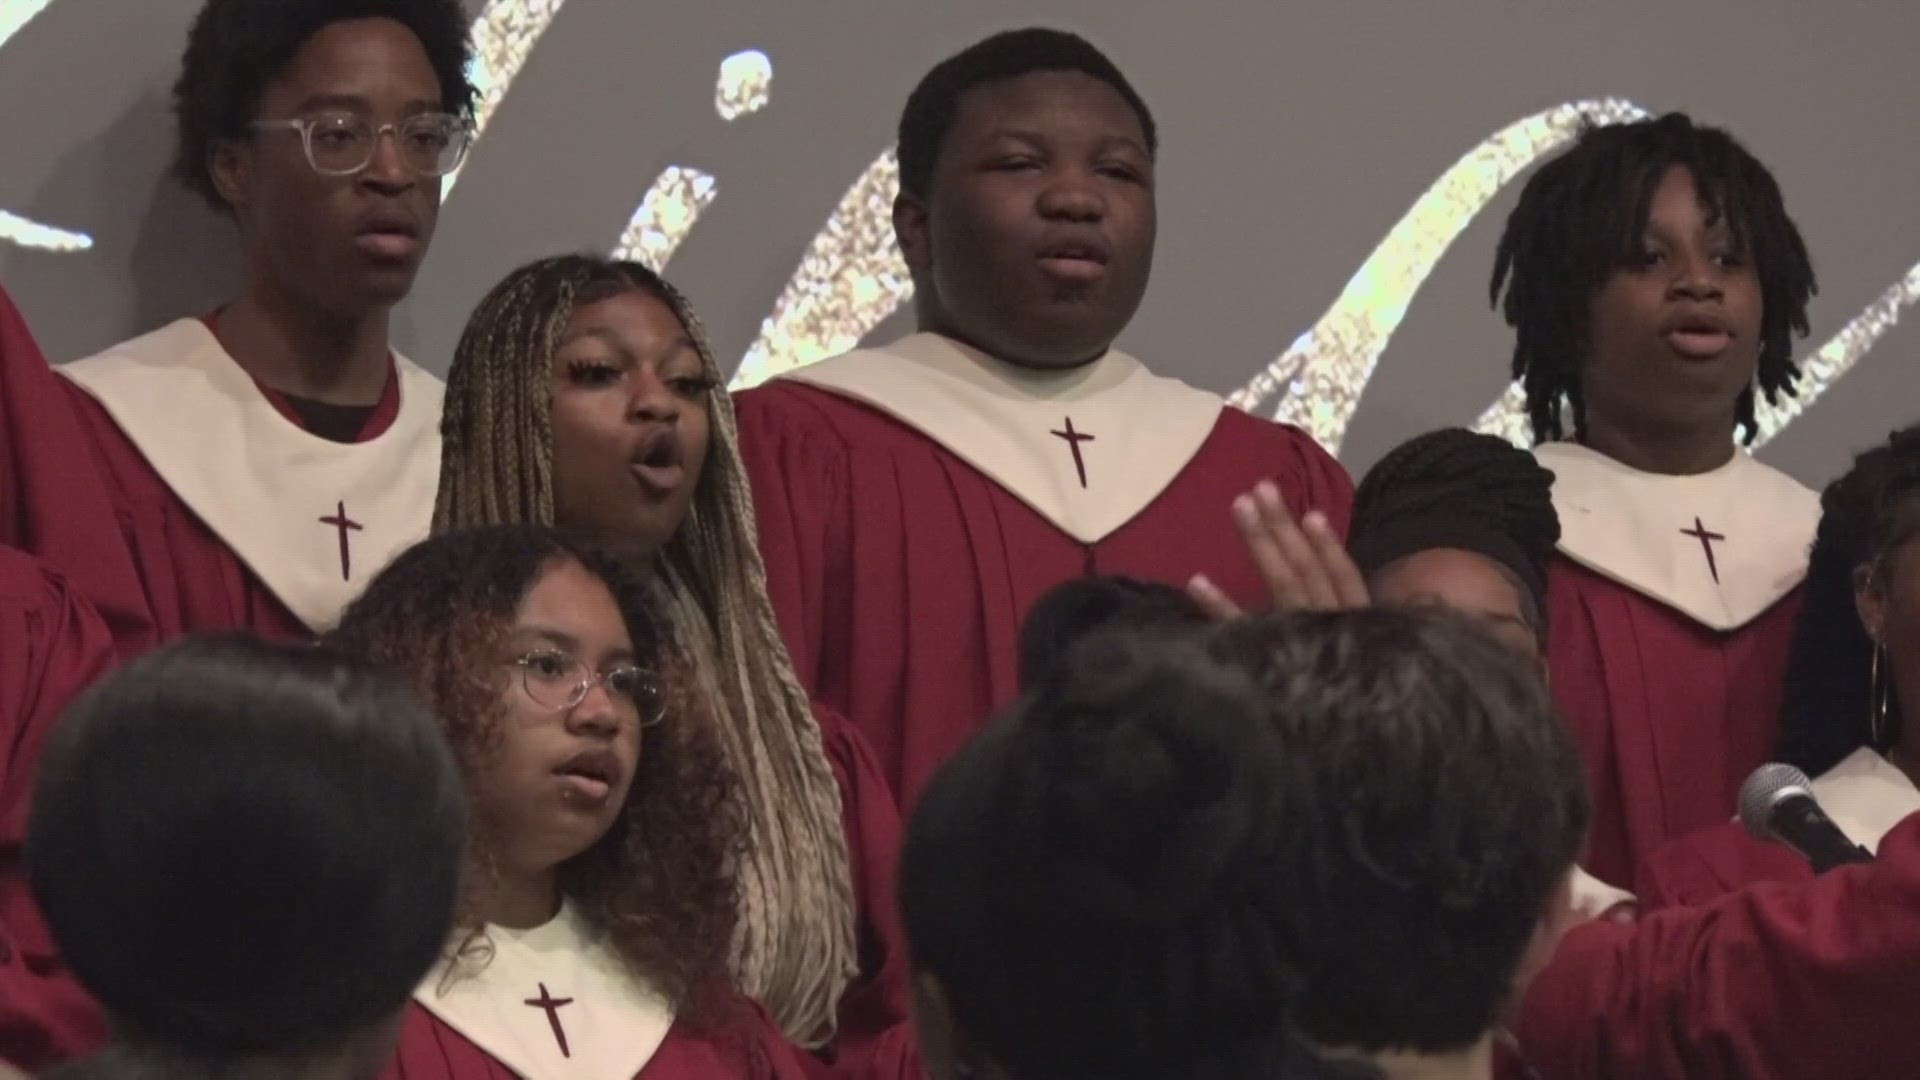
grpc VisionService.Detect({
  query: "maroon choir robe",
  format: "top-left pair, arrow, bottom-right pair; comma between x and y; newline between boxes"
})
1535,442 -> 1817,891
1638,748 -> 1920,909
736,332 -> 1354,804
386,905 -> 820,1080
813,707 -> 910,1069
0,288 -> 442,660
0,550 -> 115,1073
1517,812 -> 1920,1079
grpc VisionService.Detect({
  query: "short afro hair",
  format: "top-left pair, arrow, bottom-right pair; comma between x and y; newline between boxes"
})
897,27 -> 1157,201
171,0 -> 477,209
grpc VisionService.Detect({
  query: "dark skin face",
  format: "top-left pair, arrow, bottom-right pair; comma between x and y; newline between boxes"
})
896,70 -> 1156,371
1580,166 -> 1764,475
1369,547 -> 1541,659
211,17 -> 446,320
549,289 -> 714,563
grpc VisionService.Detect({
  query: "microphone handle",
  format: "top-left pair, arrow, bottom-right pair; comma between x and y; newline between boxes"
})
1777,799 -> 1875,872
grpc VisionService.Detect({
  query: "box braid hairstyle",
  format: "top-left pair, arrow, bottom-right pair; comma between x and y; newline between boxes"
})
1776,425 -> 1920,777
1349,428 -> 1560,644
1490,112 -> 1816,446
432,254 -> 855,1047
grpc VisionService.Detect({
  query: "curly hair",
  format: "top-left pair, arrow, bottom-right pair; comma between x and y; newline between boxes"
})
1490,112 -> 1816,446
434,254 -> 855,1044
1776,425 -> 1920,776
902,630 -> 1371,1080
171,0 -> 477,210
897,27 -> 1157,202
1205,609 -> 1587,1053
324,525 -> 748,1017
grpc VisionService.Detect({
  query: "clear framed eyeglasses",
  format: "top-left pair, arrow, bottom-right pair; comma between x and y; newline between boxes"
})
512,649 -> 665,726
249,112 -> 473,177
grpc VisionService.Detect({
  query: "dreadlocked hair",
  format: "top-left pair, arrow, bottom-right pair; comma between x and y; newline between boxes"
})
434,254 -> 857,1046
1490,112 -> 1817,446
1776,426 -> 1920,776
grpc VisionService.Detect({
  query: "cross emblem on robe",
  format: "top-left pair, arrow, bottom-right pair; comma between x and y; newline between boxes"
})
1680,516 -> 1726,584
317,501 -> 364,581
524,982 -> 574,1058
1049,416 -> 1096,489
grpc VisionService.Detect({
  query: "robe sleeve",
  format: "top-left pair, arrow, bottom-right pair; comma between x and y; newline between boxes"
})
1517,812 -> 1920,1079
0,549 -> 116,1072
733,386 -> 854,704
813,706 -> 911,1070
1274,420 -> 1355,541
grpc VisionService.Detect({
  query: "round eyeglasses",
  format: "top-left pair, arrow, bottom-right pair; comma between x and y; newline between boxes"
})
513,649 -> 664,726
249,112 -> 473,178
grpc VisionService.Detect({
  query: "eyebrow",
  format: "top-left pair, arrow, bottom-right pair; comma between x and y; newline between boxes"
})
556,327 -> 700,363
516,625 -> 639,666
982,128 -> 1150,157
286,93 -> 446,117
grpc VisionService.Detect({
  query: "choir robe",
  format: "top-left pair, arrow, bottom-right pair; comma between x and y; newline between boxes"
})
0,550 -> 114,1073
1536,443 -> 1818,891
385,904 -> 819,1080
812,708 -> 910,1069
1638,748 -> 1920,909
736,332 -> 1354,804
0,288 -> 443,659
1516,811 -> 1920,1080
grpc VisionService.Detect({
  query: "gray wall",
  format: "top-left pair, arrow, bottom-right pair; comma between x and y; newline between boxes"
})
2,0 -> 1915,484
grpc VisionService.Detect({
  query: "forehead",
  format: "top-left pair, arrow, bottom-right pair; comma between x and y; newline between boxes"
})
1372,548 -> 1527,615
261,17 -> 443,111
562,288 -> 686,340
514,561 -> 631,640
946,69 -> 1146,147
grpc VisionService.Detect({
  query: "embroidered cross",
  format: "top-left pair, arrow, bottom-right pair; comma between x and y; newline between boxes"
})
1680,516 -> 1726,584
317,501 -> 364,581
524,982 -> 574,1057
1049,416 -> 1096,489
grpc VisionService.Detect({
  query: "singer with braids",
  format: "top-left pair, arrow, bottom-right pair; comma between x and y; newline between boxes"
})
1348,429 -> 1636,956
433,255 -> 907,1059
1635,426 -> 1920,909
1489,113 -> 1823,890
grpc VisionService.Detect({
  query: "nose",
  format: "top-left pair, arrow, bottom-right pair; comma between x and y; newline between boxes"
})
1667,250 -> 1725,302
566,678 -> 622,738
628,369 -> 683,424
359,128 -> 415,194
1036,168 -> 1106,223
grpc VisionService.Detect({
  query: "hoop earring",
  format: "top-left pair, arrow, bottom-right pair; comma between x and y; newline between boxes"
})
1870,646 -> 1892,748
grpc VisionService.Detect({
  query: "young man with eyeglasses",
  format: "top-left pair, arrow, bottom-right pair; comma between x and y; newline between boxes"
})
0,0 -> 475,657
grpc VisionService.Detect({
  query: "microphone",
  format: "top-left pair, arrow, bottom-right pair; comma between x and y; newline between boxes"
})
1738,763 -> 1875,874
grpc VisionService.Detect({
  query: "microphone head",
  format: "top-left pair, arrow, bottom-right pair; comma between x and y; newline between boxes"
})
1738,762 -> 1816,841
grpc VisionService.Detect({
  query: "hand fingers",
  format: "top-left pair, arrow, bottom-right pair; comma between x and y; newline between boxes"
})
1255,481 -> 1338,609
1235,492 -> 1307,607
1301,510 -> 1370,609
1187,573 -> 1246,621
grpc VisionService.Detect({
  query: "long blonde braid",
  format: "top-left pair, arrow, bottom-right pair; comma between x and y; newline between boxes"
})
434,255 -> 857,1046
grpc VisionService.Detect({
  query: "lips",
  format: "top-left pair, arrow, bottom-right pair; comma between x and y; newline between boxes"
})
630,429 -> 685,494
1036,234 -> 1111,284
1661,310 -> 1733,360
554,747 -> 622,805
354,213 -> 421,261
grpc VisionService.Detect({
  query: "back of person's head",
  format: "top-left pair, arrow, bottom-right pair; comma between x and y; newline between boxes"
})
1205,610 -> 1587,1056
1016,575 -> 1210,690
1778,425 -> 1920,774
897,27 -> 1156,202
901,631 -> 1371,1080
1349,428 -> 1559,652
28,635 -> 466,1078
